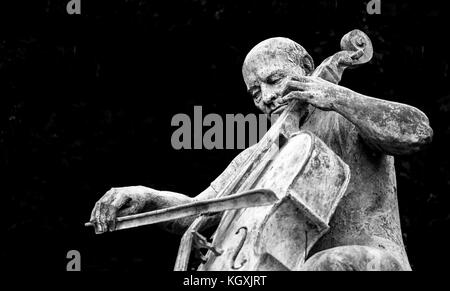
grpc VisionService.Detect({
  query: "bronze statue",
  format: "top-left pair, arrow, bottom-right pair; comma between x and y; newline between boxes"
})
87,30 -> 432,271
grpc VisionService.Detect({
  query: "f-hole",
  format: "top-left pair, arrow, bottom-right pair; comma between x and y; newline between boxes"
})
231,226 -> 248,270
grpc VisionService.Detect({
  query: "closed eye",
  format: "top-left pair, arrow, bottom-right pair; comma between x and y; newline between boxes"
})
248,87 -> 261,102
252,90 -> 261,102
266,74 -> 285,85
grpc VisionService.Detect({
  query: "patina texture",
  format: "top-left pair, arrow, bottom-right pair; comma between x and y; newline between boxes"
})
200,131 -> 350,271
88,30 -> 433,271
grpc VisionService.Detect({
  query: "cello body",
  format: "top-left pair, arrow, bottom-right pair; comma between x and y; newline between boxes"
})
198,131 -> 350,270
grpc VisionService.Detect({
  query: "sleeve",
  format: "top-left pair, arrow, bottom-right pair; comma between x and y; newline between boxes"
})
210,145 -> 256,194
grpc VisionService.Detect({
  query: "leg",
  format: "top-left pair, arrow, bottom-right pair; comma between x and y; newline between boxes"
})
299,245 -> 405,271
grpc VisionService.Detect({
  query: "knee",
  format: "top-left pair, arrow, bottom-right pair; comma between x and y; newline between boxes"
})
299,245 -> 404,271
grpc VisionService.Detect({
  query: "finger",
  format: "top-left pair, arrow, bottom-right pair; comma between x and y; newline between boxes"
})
102,193 -> 126,232
117,201 -> 141,217
106,206 -> 118,232
98,202 -> 109,233
92,188 -> 115,233
281,91 -> 311,103
286,80 -> 312,91
110,194 -> 130,210
290,75 -> 311,83
90,201 -> 100,222
94,202 -> 104,233
94,223 -> 102,235
281,80 -> 311,99
91,202 -> 103,234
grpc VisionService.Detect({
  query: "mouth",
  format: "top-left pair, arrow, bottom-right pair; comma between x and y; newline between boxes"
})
270,104 -> 288,115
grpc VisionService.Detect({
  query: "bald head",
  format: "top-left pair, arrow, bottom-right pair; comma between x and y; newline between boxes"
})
242,37 -> 314,79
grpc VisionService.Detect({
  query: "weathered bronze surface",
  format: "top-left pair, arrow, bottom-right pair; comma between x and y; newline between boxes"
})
88,29 -> 433,271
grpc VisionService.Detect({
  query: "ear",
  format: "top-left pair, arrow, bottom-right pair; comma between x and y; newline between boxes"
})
302,54 -> 315,75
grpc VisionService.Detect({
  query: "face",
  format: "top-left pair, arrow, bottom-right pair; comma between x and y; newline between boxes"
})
243,48 -> 307,117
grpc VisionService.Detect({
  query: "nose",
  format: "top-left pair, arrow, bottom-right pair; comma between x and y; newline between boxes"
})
261,84 -> 278,105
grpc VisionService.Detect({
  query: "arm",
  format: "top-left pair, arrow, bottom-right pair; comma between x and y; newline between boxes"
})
157,186 -> 221,234
328,87 -> 432,155
90,185 -> 219,234
90,144 -> 252,234
283,76 -> 433,155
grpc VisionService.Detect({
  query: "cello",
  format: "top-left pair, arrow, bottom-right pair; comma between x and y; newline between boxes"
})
85,29 -> 374,271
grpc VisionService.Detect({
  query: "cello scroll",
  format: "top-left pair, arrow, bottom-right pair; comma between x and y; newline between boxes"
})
312,29 -> 373,84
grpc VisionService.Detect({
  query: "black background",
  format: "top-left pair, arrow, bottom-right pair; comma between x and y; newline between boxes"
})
1,0 -> 450,271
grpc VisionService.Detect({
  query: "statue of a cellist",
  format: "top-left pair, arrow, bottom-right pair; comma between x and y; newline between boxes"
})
88,30 -> 433,271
